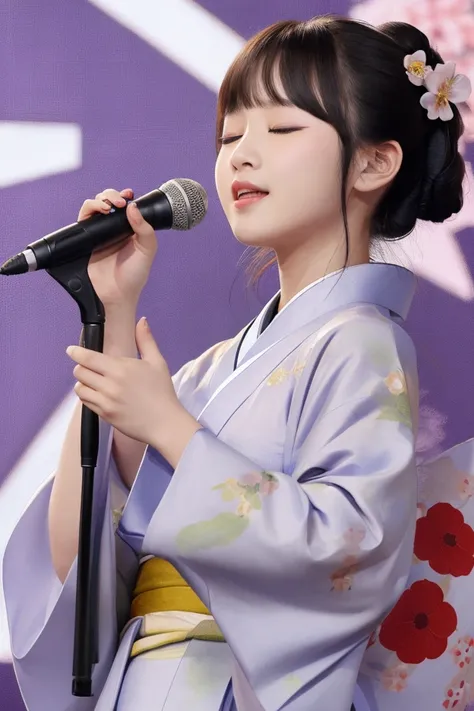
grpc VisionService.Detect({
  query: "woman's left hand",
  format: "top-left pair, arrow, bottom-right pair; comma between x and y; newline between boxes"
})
66,317 -> 200,458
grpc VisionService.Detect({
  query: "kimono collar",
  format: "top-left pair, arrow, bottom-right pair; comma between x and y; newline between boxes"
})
269,262 -> 414,325
238,263 -> 416,367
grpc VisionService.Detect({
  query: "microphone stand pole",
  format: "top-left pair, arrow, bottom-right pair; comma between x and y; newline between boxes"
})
47,254 -> 105,697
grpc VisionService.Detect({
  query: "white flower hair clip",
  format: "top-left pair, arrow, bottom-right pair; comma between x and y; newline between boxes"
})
404,50 -> 472,121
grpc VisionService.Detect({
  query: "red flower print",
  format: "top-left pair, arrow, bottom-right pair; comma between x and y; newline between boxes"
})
443,680 -> 468,710
450,635 -> 474,669
379,580 -> 457,664
415,502 -> 474,576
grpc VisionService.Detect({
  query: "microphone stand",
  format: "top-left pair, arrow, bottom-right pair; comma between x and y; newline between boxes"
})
46,253 -> 105,697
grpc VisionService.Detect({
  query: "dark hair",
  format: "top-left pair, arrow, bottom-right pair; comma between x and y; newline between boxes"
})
216,15 -> 467,287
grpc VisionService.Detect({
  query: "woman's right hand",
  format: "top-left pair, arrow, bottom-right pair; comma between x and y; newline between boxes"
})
79,188 -> 158,310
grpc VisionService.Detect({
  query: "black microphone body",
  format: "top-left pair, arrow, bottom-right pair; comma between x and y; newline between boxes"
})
31,189 -> 171,270
0,179 -> 208,276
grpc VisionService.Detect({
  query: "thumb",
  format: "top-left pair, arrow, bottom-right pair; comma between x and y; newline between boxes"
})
135,317 -> 161,362
127,202 -> 157,254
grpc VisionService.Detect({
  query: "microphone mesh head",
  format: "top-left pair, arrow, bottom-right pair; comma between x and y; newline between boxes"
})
159,178 -> 208,230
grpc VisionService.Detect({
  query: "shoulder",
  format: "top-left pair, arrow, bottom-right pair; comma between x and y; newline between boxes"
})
305,304 -> 416,367
293,305 -> 418,412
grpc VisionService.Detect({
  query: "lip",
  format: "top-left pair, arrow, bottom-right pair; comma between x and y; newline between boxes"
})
231,180 -> 269,202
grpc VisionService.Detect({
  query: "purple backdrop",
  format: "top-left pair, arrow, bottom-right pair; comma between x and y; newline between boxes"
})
1,1 -> 473,708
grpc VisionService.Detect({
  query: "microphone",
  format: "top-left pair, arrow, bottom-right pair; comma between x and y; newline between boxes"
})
0,178 -> 208,276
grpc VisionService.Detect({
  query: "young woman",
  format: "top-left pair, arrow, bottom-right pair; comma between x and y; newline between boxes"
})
3,15 -> 474,711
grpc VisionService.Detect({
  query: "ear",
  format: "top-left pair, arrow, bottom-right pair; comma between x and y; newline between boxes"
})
352,141 -> 403,194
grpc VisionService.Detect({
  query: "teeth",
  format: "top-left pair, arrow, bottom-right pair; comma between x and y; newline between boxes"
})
237,189 -> 263,198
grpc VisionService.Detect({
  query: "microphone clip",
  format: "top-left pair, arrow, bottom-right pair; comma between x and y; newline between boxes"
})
46,255 -> 105,325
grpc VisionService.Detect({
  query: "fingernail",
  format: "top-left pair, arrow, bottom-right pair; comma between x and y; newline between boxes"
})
66,346 -> 74,356
130,202 -> 137,210
142,316 -> 149,329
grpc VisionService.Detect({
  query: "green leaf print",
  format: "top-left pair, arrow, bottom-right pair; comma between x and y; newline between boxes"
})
176,513 -> 250,553
396,393 -> 412,424
244,490 -> 262,510
378,393 -> 412,428
220,487 -> 240,502
378,406 -> 402,422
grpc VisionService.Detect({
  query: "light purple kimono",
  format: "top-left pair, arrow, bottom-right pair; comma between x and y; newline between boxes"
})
3,263 -> 474,711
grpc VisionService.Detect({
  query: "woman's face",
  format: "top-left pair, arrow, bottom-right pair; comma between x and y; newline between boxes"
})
215,99 -> 345,253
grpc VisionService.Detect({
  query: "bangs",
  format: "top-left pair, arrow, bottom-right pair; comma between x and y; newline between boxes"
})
216,17 -> 352,148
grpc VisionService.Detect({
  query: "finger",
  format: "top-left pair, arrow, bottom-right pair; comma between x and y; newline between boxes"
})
120,188 -> 134,199
78,198 -> 117,221
95,189 -> 127,208
78,197 -> 128,220
74,383 -> 104,414
72,363 -> 108,392
66,346 -> 117,375
126,202 -> 157,251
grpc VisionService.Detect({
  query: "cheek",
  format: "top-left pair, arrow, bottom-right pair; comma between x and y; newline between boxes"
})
214,152 -> 230,207
278,146 -> 342,216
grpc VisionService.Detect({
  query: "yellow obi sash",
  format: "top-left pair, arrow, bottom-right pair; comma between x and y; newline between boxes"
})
131,557 -> 210,618
129,557 -> 225,659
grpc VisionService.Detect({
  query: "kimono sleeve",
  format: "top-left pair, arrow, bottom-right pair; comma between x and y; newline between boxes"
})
1,418 -> 131,711
144,316 -> 419,711
1,349 -> 214,710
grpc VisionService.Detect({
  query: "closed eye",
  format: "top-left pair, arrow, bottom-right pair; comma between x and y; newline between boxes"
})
269,127 -> 304,134
219,127 -> 304,145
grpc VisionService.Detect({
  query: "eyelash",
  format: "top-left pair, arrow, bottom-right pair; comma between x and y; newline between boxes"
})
219,127 -> 300,145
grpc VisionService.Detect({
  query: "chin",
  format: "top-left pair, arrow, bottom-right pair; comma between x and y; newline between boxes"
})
227,216 -> 281,249
231,228 -> 278,250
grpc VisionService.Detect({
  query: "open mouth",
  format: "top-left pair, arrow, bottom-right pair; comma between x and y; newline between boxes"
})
232,180 -> 270,205
234,191 -> 269,209
235,189 -> 269,202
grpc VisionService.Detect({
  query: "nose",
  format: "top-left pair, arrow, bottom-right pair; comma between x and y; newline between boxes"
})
230,133 -> 262,172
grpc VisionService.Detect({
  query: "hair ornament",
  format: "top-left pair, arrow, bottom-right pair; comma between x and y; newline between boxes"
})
404,51 -> 472,121
404,50 -> 432,86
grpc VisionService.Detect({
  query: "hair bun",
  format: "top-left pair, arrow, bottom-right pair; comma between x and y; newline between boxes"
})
418,129 -> 465,222
377,21 -> 466,228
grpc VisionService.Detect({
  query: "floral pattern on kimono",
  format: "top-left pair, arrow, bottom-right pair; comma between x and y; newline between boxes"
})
359,438 -> 474,710
142,313 -> 419,711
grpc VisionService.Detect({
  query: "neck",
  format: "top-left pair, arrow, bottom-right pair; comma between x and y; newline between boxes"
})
275,230 -> 370,312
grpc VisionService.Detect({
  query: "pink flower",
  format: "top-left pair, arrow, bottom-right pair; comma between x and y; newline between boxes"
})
404,50 -> 433,85
420,62 -> 472,120
381,663 -> 410,692
260,477 -> 279,495
240,472 -> 262,487
384,370 -> 407,395
351,0 -> 474,141
240,471 -> 279,495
